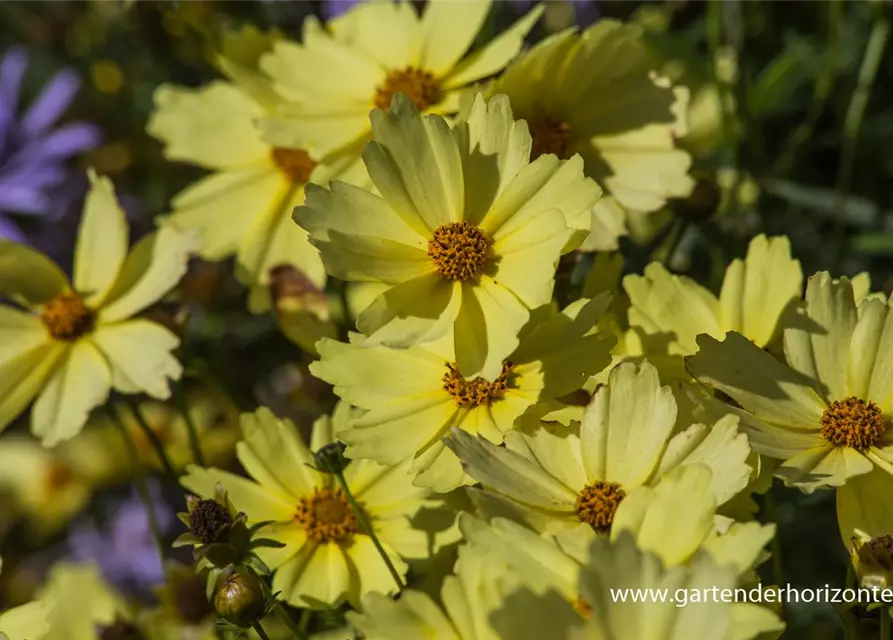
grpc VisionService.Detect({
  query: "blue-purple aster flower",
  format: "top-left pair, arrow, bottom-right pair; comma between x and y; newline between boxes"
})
0,46 -> 100,242
68,484 -> 174,597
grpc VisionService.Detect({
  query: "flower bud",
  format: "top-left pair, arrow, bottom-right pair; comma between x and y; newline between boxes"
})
189,498 -> 233,544
314,442 -> 349,475
851,530 -> 893,590
213,569 -> 266,628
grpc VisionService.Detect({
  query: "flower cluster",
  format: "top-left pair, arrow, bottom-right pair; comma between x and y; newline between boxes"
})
1,2 -> 891,640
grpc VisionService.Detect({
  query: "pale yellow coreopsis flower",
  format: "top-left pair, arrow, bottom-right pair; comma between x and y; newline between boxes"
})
259,0 -> 543,159
447,360 -> 752,536
490,19 -> 693,250
181,405 -> 455,609
296,92 -> 602,380
147,29 -> 366,313
0,171 -> 199,446
688,272 -> 893,492
311,296 -> 613,492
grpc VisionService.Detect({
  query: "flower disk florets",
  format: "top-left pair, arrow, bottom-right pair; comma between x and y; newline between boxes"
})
820,397 -> 886,450
528,117 -> 573,160
271,147 -> 316,184
375,67 -> 441,111
576,481 -> 626,534
443,361 -> 514,407
428,222 -> 491,282
41,293 -> 95,340
189,499 -> 234,544
295,488 -> 359,542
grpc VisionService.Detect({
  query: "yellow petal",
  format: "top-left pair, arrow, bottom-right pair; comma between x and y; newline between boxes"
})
612,464 -> 716,568
0,241 -> 68,306
718,235 -> 802,348
504,424 -> 588,497
625,262 -> 723,356
329,1 -> 421,70
445,430 -> 577,512
147,81 -> 269,169
453,93 -> 525,213
0,341 -> 64,433
31,340 -> 111,446
0,601 -> 49,640
440,4 -> 544,89
165,168 -> 281,261
317,230 -> 431,285
180,464 -> 294,523
454,278 -> 528,380
776,444 -> 871,490
417,0 -> 491,77
258,109 -> 372,161
580,360 -> 676,488
288,541 -> 351,609
703,521 -> 776,576
785,272 -> 857,403
836,468 -> 893,551
238,407 -> 322,500
348,590 -> 459,640
261,34 -> 384,106
863,297 -> 893,410
367,95 -> 464,233
39,562 -> 125,640
75,171 -> 128,307
90,319 -> 182,398
688,332 -> 825,429
357,273 -> 461,348
99,224 -> 202,323
0,306 -> 48,367
344,535 -> 408,605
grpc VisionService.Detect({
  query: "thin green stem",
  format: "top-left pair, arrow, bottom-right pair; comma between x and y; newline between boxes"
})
174,389 -> 206,466
333,471 -> 404,591
126,397 -> 179,481
252,622 -> 272,640
882,608 -> 891,640
108,405 -> 166,563
832,10 -> 889,268
298,609 -> 312,634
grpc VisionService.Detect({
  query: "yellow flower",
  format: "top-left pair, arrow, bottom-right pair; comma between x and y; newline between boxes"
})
347,543 -> 518,640
0,558 -> 49,640
446,360 -> 752,535
147,30 -> 365,313
311,296 -> 613,492
625,234 -> 802,360
0,435 -> 92,536
36,562 -> 133,640
687,272 -> 893,491
0,171 -> 199,445
181,405 -> 453,609
259,0 -> 544,159
490,20 -> 693,250
297,92 -> 602,379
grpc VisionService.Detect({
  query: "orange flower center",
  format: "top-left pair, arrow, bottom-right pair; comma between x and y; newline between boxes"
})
271,148 -> 316,184
821,396 -> 886,450
41,293 -> 95,340
295,488 -> 359,542
528,117 -> 574,160
575,481 -> 626,534
442,361 -> 515,407
427,221 -> 491,282
374,67 -> 441,111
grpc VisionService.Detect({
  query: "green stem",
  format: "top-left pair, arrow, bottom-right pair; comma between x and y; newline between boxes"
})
882,608 -> 891,640
832,10 -> 889,268
174,389 -> 206,466
108,405 -> 166,563
252,622 -> 272,640
333,471 -> 404,591
298,609 -> 312,634
126,397 -> 179,481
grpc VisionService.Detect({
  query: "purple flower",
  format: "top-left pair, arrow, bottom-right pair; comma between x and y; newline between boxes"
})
322,0 -> 362,19
0,47 -> 100,241
68,484 -> 174,597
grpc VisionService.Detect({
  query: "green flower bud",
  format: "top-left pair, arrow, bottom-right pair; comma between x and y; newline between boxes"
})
213,569 -> 266,628
189,499 -> 233,544
314,442 -> 349,475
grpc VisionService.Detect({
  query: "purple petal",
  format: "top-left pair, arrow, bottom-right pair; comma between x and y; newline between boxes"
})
323,0 -> 361,19
0,215 -> 25,242
20,122 -> 101,161
21,68 -> 80,135
0,182 -> 52,215
0,47 -> 28,110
